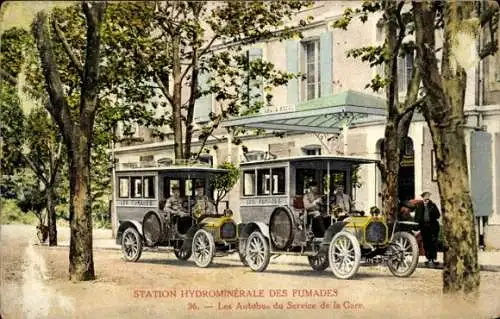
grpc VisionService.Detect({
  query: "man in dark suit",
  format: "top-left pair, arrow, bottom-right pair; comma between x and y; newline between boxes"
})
414,191 -> 441,267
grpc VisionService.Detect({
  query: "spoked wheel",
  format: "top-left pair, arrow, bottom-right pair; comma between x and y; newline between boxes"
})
387,231 -> 419,277
122,227 -> 143,262
308,253 -> 329,271
245,231 -> 270,272
192,229 -> 215,268
174,246 -> 192,261
328,231 -> 361,279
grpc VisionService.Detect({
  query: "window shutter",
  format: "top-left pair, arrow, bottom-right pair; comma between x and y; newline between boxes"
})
248,48 -> 264,111
194,72 -> 212,123
320,31 -> 333,97
286,40 -> 299,106
470,131 -> 493,217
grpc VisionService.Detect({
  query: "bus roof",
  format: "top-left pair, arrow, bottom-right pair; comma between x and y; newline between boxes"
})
116,164 -> 229,174
239,155 -> 379,166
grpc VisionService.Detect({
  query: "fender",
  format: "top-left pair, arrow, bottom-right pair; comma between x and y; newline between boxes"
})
239,221 -> 270,240
116,220 -> 143,245
180,224 -> 204,251
320,220 -> 349,253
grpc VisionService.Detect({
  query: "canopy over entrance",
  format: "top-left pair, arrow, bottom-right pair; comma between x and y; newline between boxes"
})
222,90 -> 386,134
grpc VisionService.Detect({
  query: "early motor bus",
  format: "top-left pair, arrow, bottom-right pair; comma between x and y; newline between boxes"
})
237,155 -> 419,279
115,161 -> 240,268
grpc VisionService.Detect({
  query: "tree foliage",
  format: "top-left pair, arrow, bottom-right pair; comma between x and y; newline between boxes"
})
210,161 -> 240,213
103,1 -> 313,160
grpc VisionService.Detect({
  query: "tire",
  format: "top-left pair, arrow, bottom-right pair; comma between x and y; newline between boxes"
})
174,247 -> 192,261
308,254 -> 329,271
245,231 -> 270,272
387,231 -> 419,277
121,227 -> 143,262
192,229 -> 215,268
328,231 -> 361,279
238,239 -> 248,266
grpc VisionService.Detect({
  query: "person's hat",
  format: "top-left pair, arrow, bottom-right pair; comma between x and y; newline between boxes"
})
420,191 -> 431,197
171,184 -> 180,190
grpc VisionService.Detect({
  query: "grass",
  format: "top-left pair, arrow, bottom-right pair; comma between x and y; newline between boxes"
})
0,199 -> 38,225
0,199 -> 111,229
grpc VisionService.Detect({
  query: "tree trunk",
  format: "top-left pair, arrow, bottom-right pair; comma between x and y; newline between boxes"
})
172,34 -> 184,161
431,123 -> 479,293
414,0 -> 479,293
68,136 -> 94,281
47,187 -> 57,246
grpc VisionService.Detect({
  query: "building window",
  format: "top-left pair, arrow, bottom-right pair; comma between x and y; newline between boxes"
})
301,40 -> 321,101
243,171 -> 256,196
376,20 -> 384,42
119,177 -> 129,198
398,53 -> 414,92
271,167 -> 286,195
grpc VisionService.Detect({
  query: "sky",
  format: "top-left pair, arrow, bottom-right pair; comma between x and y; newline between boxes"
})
0,1 -> 74,32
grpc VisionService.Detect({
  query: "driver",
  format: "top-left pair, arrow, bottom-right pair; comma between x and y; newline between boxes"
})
192,182 -> 216,217
302,181 -> 326,236
164,184 -> 189,218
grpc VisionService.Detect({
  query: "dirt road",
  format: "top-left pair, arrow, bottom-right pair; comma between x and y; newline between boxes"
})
1,224 -> 499,319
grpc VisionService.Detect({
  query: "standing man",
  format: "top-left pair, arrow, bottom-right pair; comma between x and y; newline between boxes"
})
414,191 -> 441,266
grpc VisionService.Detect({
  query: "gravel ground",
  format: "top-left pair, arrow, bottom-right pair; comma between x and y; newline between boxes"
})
1,224 -> 499,319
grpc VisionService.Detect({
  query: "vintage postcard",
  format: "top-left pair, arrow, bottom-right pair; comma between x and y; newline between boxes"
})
1,1 -> 499,318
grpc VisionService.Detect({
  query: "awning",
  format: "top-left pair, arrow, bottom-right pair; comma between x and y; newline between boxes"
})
222,90 -> 386,134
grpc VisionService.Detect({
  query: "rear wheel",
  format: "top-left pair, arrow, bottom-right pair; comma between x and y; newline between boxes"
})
308,254 -> 329,271
238,239 -> 248,266
245,231 -> 270,272
328,231 -> 361,279
122,227 -> 143,262
387,231 -> 419,277
192,229 -> 215,268
174,246 -> 192,261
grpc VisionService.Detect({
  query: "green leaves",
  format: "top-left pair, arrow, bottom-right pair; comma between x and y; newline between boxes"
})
210,161 -> 240,210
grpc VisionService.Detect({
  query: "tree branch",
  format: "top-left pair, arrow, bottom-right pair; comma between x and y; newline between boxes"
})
80,2 -> 106,132
195,116 -> 222,159
32,10 -> 73,142
153,71 -> 174,106
50,140 -> 64,184
21,152 -> 49,186
181,35 -> 219,82
52,17 -> 83,76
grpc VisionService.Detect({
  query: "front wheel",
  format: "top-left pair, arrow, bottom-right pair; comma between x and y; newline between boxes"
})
387,231 -> 419,277
122,227 -> 143,262
328,231 -> 361,279
245,231 -> 270,272
192,229 -> 215,268
308,254 -> 329,271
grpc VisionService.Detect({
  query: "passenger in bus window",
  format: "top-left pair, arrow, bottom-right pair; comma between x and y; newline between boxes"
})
333,185 -> 353,213
192,183 -> 216,217
164,184 -> 188,217
302,181 -> 326,235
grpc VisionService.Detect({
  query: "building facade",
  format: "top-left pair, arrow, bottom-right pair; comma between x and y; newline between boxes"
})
113,2 -> 500,248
